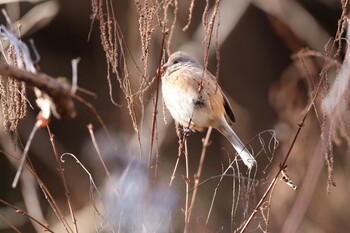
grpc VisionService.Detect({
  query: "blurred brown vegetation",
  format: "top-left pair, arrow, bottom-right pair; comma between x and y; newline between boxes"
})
0,0 -> 349,232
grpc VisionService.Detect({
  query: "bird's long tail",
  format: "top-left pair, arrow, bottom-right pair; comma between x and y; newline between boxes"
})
217,118 -> 256,169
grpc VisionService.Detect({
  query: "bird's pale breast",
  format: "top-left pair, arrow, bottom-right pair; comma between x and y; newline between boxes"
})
162,66 -> 225,131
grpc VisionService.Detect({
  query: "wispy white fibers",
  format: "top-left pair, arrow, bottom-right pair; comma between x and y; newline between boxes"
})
323,20 -> 350,116
102,160 -> 178,233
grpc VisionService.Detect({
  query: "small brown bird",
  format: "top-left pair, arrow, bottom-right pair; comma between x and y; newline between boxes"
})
161,51 -> 256,169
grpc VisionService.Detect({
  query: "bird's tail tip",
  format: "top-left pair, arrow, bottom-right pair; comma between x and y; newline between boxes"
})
244,157 -> 257,169
239,150 -> 257,169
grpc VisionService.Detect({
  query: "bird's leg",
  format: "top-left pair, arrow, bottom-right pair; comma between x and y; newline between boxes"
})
181,127 -> 194,137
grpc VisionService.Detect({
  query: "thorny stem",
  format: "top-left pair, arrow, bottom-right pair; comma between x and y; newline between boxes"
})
239,60 -> 325,233
0,199 -> 54,233
47,126 -> 78,233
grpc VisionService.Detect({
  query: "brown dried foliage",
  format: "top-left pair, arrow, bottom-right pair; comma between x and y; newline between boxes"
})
1,44 -> 27,133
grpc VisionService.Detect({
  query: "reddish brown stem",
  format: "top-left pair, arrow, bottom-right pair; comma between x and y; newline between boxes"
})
0,199 -> 54,233
47,126 -> 78,233
239,55 -> 325,233
185,127 -> 213,232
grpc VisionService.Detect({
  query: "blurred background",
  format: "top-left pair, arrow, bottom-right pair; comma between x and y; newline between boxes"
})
0,0 -> 349,232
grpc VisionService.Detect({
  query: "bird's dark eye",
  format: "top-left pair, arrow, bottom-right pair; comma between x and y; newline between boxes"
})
173,60 -> 179,65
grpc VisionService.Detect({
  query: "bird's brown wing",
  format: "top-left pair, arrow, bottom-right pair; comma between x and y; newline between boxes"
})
222,92 -> 236,124
205,70 -> 236,124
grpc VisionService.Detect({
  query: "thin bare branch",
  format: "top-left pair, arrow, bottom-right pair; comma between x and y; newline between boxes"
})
87,123 -> 118,195
47,126 -> 79,233
187,127 -> 213,224
0,199 -> 54,233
